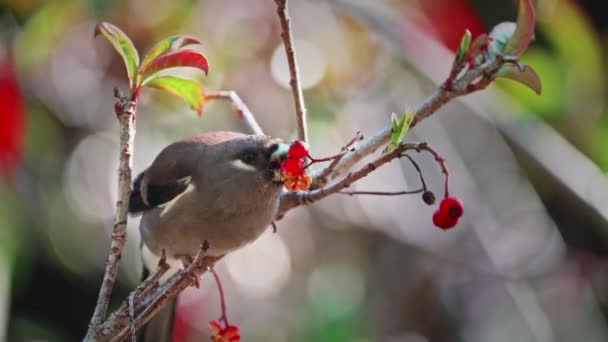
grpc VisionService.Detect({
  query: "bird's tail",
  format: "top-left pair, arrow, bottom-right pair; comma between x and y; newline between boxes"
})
137,266 -> 177,342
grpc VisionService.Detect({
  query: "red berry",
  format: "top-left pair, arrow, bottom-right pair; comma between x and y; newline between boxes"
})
281,158 -> 305,175
433,210 -> 458,230
288,140 -> 309,159
439,196 -> 464,219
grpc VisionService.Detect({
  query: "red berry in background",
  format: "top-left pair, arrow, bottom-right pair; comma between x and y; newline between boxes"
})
281,158 -> 305,175
439,196 -> 464,219
288,140 -> 309,159
433,210 -> 458,230
418,0 -> 485,52
0,57 -> 25,177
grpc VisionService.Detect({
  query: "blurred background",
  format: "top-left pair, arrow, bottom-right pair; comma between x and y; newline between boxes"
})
2,0 -> 608,341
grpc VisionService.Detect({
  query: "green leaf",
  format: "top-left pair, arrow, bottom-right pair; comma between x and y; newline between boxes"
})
505,0 -> 536,55
489,22 -> 516,55
140,35 -> 202,71
94,22 -> 140,89
145,76 -> 206,114
384,108 -> 416,153
496,63 -> 542,94
455,29 -> 472,66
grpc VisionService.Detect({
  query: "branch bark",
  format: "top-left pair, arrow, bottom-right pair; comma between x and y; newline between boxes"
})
279,55 -> 506,215
206,91 -> 264,135
85,89 -> 137,338
90,246 -> 222,341
275,0 -> 308,143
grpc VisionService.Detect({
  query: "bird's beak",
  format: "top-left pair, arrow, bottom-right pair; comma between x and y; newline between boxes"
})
270,143 -> 290,182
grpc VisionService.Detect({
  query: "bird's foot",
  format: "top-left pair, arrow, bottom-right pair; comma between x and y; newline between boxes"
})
180,255 -> 201,288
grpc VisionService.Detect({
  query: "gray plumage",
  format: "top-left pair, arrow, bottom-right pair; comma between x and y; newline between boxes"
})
131,131 -> 288,342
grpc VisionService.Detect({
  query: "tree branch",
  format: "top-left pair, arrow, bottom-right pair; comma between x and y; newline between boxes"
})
279,142 -> 446,214
205,91 -> 264,135
338,189 -> 423,196
311,131 -> 364,189
276,53 -> 508,216
85,88 -> 137,337
307,55 -> 505,190
274,0 -> 308,142
90,245 -> 221,341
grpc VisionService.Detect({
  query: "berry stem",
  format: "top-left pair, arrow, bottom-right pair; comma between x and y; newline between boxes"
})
306,150 -> 349,165
209,268 -> 230,327
402,154 -> 427,192
338,188 -> 424,196
414,143 -> 450,198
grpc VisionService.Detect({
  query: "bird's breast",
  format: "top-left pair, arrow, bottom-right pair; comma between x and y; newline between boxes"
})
140,183 -> 281,259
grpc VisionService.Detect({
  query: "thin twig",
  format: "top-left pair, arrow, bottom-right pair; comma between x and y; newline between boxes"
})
311,131 -> 364,189
128,292 -> 136,342
279,141 -> 447,214
339,189 -> 424,196
304,149 -> 350,170
305,55 -> 506,193
86,246 -> 170,341
402,154 -> 427,191
85,88 -> 137,338
127,251 -> 169,342
205,91 -> 264,135
109,244 -> 219,341
414,142 -> 450,198
271,221 -> 278,233
275,0 -> 308,142
333,147 -> 428,197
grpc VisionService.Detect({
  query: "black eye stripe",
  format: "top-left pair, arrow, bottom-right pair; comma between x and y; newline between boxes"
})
267,143 -> 279,154
237,149 -> 258,165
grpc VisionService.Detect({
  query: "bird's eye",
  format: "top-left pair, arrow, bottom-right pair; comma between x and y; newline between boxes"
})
239,151 -> 258,165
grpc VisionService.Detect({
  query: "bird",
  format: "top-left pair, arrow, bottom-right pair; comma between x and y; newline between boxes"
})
129,131 -> 289,342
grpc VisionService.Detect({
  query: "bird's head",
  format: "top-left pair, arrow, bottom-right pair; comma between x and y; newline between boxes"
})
208,133 -> 289,189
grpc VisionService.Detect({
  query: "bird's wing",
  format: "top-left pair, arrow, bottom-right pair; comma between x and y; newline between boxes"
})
129,131 -> 252,214
129,140 -> 200,213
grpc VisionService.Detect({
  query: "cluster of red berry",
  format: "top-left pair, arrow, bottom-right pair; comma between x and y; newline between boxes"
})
432,196 -> 464,230
281,140 -> 313,191
209,320 -> 240,342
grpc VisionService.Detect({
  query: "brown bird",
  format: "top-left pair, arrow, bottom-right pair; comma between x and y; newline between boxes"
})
129,131 -> 289,342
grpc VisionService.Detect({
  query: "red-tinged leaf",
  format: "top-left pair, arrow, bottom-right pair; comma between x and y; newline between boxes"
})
469,33 -> 489,54
505,0 -> 536,55
145,75 -> 206,114
468,33 -> 490,65
496,63 -> 541,94
94,22 -> 139,89
139,49 -> 209,82
489,22 -> 516,55
140,35 -> 202,71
